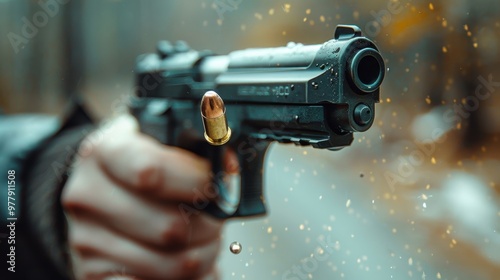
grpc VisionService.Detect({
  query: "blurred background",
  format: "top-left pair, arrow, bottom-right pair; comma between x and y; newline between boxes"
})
1,0 -> 500,279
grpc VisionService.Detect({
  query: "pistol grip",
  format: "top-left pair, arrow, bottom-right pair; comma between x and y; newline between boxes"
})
204,140 -> 269,219
233,140 -> 269,217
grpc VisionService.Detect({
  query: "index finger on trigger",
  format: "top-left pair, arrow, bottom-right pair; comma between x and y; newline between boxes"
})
94,123 -> 211,203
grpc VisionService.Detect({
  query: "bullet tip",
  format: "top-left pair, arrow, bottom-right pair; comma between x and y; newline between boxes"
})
201,91 -> 225,118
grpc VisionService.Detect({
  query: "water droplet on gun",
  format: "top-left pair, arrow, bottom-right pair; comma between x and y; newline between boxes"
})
230,242 -> 242,254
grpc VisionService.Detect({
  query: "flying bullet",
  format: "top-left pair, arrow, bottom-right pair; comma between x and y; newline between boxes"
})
201,91 -> 231,145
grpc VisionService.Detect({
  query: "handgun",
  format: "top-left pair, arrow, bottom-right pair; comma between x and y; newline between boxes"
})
130,25 -> 385,219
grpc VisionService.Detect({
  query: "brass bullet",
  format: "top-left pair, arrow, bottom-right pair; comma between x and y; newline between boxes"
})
201,91 -> 231,145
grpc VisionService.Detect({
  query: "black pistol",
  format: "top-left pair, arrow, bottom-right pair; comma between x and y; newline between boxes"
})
130,25 -> 385,219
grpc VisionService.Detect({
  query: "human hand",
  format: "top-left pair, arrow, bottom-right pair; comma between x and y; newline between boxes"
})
62,116 -> 223,280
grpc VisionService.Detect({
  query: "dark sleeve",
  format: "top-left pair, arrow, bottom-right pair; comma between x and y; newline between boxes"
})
17,124 -> 94,280
0,104 -> 94,280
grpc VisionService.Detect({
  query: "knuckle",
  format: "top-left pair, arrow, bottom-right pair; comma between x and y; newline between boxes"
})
159,216 -> 189,248
68,228 -> 93,256
95,135 -> 123,160
77,135 -> 98,159
179,254 -> 203,278
130,157 -> 162,191
161,222 -> 188,250
71,241 -> 94,257
61,177 -> 99,217
61,180 -> 86,211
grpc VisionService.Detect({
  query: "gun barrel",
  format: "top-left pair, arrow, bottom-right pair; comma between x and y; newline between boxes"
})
348,47 -> 385,93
